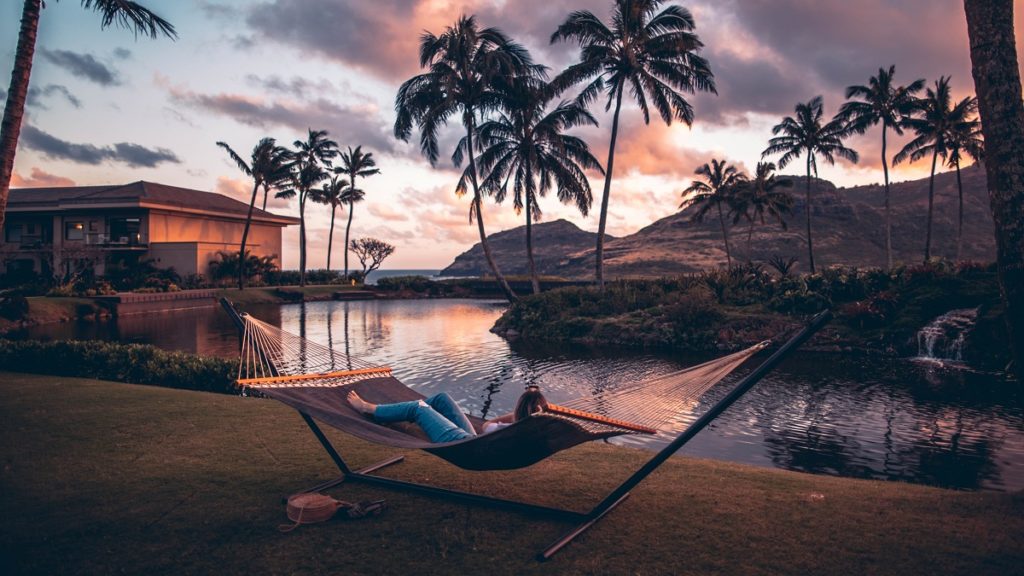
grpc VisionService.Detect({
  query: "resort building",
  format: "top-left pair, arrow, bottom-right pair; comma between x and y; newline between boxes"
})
0,181 -> 298,279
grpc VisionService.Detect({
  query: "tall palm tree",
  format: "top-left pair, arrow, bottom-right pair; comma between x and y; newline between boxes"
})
894,77 -> 967,263
839,66 -> 925,270
310,176 -> 345,272
551,0 -> 716,289
216,137 -> 291,290
943,99 -> 984,261
278,129 -> 337,286
681,159 -> 746,269
730,162 -> 794,260
964,0 -> 1024,377
0,0 -> 175,233
336,146 -> 380,280
471,78 -> 604,293
762,96 -> 858,273
394,15 -> 539,302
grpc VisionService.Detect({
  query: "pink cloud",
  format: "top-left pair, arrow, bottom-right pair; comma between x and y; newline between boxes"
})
11,167 -> 76,188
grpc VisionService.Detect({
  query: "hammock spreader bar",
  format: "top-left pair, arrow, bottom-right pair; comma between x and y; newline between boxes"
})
219,298 -> 831,561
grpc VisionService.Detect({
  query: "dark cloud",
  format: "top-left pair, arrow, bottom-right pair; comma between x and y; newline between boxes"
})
20,125 -> 180,167
41,49 -> 120,86
198,1 -> 241,19
26,84 -> 82,109
113,47 -> 132,60
245,74 -> 335,98
166,85 -> 395,153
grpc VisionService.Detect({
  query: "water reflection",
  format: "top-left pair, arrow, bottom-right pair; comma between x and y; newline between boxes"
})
14,298 -> 1024,491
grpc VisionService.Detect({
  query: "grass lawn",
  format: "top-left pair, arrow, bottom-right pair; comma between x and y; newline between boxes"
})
1,372 -> 1021,576
215,285 -> 358,305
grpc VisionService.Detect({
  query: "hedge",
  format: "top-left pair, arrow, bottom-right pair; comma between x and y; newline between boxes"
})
0,339 -> 238,394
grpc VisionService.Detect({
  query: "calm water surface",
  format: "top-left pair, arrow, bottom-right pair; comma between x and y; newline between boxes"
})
17,299 -> 1024,491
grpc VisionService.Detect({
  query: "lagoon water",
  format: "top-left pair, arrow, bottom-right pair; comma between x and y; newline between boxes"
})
16,298 -> 1024,491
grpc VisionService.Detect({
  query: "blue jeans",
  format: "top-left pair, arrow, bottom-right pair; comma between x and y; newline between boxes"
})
373,392 -> 477,443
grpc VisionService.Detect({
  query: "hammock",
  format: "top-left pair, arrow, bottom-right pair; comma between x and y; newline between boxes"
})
233,311 -> 768,470
220,298 -> 832,560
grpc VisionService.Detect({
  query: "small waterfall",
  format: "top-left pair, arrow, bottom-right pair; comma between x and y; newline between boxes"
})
916,308 -> 979,362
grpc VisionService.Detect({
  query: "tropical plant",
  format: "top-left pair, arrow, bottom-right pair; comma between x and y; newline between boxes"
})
681,159 -> 746,269
963,0 -> 1023,376
208,250 -> 277,284
762,96 -> 858,273
309,176 -> 345,272
216,138 -> 290,290
349,237 -> 396,276
394,15 -> 539,302
336,146 -> 380,280
767,254 -> 799,278
0,0 -> 176,233
277,129 -> 338,286
893,77 -> 971,263
550,0 -> 716,289
943,99 -> 984,261
839,66 -> 925,270
471,77 -> 604,293
730,162 -> 794,260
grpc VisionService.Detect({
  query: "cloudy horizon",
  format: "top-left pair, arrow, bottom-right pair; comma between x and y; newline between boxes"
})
2,0 -> 1018,270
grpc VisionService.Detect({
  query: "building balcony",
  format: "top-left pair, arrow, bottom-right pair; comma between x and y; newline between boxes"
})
84,232 -> 149,249
0,235 -> 52,251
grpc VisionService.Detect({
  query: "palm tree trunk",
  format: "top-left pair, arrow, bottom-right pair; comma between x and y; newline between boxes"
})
261,188 -> 268,211
747,219 -> 755,261
344,201 -> 354,281
882,124 -> 893,270
717,202 -> 732,269
805,155 -> 815,273
237,181 -> 260,290
0,0 -> 42,233
526,193 -> 540,295
964,0 -> 1024,376
956,157 -> 965,261
465,115 -> 517,302
595,85 -> 625,291
925,148 -> 939,262
326,204 -> 336,272
299,193 -> 307,287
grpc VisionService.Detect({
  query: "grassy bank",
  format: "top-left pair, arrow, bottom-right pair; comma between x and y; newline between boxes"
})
0,296 -> 107,333
1,372 -> 1020,575
494,262 -> 1009,368
215,284 -> 359,305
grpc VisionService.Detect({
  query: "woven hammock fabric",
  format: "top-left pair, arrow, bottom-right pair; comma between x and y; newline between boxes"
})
233,311 -> 768,470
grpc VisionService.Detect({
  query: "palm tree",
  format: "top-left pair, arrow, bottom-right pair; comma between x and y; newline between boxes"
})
839,66 -> 925,270
551,0 -> 716,289
762,96 -> 858,273
394,15 -> 539,302
731,162 -> 794,260
471,78 -> 604,293
336,146 -> 380,280
277,129 -> 337,286
681,159 -> 746,269
309,176 -> 345,272
216,138 -> 291,290
943,99 -> 984,261
894,77 -> 966,263
964,0 -> 1024,377
0,0 -> 175,233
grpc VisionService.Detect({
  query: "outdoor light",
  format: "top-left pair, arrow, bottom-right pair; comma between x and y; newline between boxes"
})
74,223 -> 83,230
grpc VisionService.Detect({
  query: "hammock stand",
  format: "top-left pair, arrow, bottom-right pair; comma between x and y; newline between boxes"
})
220,299 -> 831,560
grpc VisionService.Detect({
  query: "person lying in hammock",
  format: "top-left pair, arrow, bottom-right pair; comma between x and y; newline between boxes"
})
347,385 -> 548,443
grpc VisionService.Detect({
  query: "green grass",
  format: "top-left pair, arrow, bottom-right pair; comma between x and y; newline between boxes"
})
215,285 -> 359,305
1,372 -> 1021,576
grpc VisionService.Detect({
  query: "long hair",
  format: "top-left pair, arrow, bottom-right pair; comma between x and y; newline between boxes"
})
514,385 -> 548,421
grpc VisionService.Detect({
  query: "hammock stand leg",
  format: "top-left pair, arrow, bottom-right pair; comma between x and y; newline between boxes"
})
538,310 -> 833,561
299,413 -> 587,523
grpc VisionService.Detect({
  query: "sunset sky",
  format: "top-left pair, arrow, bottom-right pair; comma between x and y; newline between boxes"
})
2,0 -> 1020,270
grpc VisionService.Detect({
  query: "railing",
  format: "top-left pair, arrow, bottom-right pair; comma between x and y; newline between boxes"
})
84,232 -> 148,247
16,234 -> 50,249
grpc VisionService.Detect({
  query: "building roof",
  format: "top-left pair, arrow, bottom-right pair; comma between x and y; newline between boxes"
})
8,181 -> 300,226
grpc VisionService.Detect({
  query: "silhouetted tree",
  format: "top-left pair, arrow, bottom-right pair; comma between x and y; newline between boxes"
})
551,0 -> 716,289
682,159 -> 746,269
336,146 -> 379,280
763,96 -> 858,273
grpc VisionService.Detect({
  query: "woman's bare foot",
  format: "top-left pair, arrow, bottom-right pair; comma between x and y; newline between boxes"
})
347,390 -> 377,416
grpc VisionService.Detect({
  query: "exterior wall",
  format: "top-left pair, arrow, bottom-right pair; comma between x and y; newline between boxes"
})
146,242 -> 200,276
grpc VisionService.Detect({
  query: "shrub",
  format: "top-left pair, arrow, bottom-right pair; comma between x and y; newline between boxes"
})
0,339 -> 237,394
0,290 -> 29,321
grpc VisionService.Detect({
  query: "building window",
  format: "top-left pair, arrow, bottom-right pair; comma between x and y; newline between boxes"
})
65,221 -> 85,241
5,224 -> 22,243
88,221 -> 98,232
